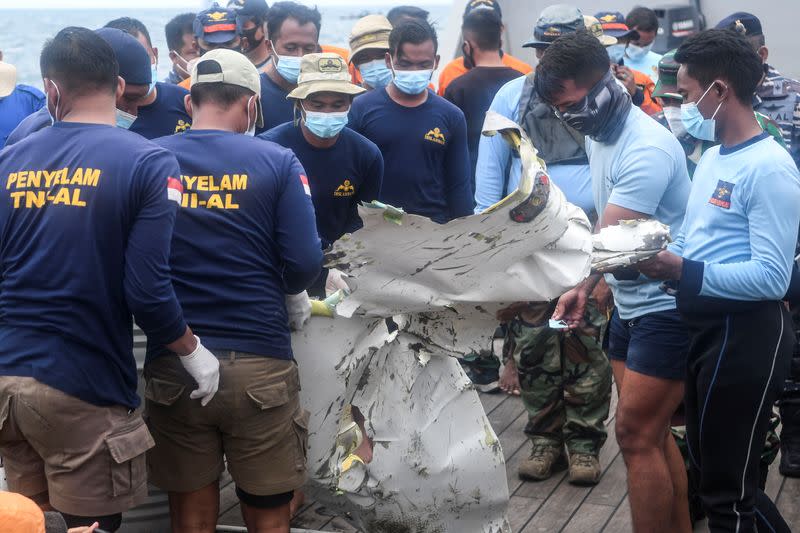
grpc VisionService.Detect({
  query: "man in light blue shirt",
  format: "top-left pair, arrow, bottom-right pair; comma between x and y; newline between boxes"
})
640,29 -> 800,533
624,7 -> 663,82
541,31 -> 692,533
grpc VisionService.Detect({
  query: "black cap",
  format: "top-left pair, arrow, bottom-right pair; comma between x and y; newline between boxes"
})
228,0 -> 269,20
463,0 -> 502,19
715,12 -> 762,37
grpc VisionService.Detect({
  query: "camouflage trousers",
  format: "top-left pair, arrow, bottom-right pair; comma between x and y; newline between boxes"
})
502,300 -> 612,455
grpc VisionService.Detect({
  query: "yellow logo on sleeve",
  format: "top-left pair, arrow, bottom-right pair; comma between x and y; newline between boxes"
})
424,127 -> 446,145
334,179 -> 355,197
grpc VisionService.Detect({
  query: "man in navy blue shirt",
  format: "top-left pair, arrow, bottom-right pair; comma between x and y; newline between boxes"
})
0,56 -> 45,146
0,27 -> 219,532
259,2 -> 321,132
105,17 -> 193,137
349,19 -> 472,223
640,29 -> 800,533
164,13 -> 200,85
148,49 -> 321,532
5,28 -> 175,146
261,52 -> 382,297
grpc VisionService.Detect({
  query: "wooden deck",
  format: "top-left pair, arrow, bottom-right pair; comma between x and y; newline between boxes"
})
218,389 -> 800,532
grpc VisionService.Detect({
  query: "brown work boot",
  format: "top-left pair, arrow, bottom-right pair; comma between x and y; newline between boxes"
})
567,452 -> 601,486
518,442 -> 567,481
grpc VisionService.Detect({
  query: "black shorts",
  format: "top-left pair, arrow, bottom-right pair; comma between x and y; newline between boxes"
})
607,308 -> 689,380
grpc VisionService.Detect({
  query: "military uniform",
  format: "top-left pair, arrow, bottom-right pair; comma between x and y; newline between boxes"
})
754,66 -> 800,169
502,300 -> 612,456
753,67 -> 800,477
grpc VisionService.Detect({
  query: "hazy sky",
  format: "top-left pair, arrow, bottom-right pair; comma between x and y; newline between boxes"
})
0,0 -> 450,7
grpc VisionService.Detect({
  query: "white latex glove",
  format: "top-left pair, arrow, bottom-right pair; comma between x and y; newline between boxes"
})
325,268 -> 351,296
179,335 -> 220,406
286,291 -> 311,331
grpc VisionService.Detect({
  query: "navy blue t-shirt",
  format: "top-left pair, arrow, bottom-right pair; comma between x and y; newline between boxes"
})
0,122 -> 187,408
0,85 -> 45,147
348,88 -> 473,223
258,73 -> 295,134
151,129 -> 322,361
4,106 -> 50,147
130,82 -> 192,139
260,123 -> 383,248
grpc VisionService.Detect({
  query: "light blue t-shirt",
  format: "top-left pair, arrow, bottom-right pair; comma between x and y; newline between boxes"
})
669,132 -> 800,301
587,104 -> 691,319
625,49 -> 662,82
473,76 -> 594,215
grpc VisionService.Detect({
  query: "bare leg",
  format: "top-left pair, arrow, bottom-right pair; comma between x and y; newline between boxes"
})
500,358 -> 521,395
615,370 -> 688,533
240,501 -> 291,533
664,429 -> 692,532
168,481 -> 220,533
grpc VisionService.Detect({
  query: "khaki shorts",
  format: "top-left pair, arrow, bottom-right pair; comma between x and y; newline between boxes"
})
0,376 -> 153,517
144,353 -> 308,495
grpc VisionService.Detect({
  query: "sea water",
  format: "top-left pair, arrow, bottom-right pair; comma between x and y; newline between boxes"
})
0,4 -> 451,88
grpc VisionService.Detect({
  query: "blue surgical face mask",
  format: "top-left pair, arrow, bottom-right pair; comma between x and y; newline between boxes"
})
607,44 -> 626,64
115,108 -> 137,129
303,105 -> 349,138
680,82 -> 724,142
271,42 -> 302,84
390,58 -> 432,95
358,59 -> 393,89
625,42 -> 653,61
149,62 -> 158,95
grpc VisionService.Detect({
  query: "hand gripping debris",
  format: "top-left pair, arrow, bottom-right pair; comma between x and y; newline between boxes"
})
290,111 -> 593,532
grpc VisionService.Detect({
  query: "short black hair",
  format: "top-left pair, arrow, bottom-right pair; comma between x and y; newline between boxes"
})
626,6 -> 659,33
535,30 -> 609,103
389,19 -> 438,56
267,2 -> 321,41
461,9 -> 502,51
40,27 -> 119,96
191,83 -> 255,109
675,28 -> 763,103
104,17 -> 153,47
165,13 -> 196,52
387,6 -> 430,26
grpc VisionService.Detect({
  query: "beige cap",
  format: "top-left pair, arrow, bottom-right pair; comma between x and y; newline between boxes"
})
190,48 -> 263,127
287,53 -> 366,100
0,62 -> 17,98
583,15 -> 617,46
348,15 -> 392,64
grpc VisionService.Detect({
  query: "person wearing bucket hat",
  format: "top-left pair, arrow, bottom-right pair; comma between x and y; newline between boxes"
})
436,0 -> 531,97
349,19 -> 473,225
0,55 -> 45,147
349,14 -> 394,90
470,4 -> 613,487
261,52 -> 382,298
148,47 -> 321,533
259,1 -> 321,132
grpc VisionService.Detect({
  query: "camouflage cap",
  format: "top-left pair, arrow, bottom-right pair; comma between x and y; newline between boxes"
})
287,53 -> 366,100
583,15 -> 617,46
349,15 -> 392,64
652,49 -> 681,100
522,4 -> 583,49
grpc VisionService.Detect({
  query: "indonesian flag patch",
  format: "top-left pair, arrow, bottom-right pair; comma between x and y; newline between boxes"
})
300,174 -> 311,196
167,177 -> 183,204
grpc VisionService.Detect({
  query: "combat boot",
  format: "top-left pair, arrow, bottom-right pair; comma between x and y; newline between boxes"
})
518,441 -> 567,481
567,452 -> 601,485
